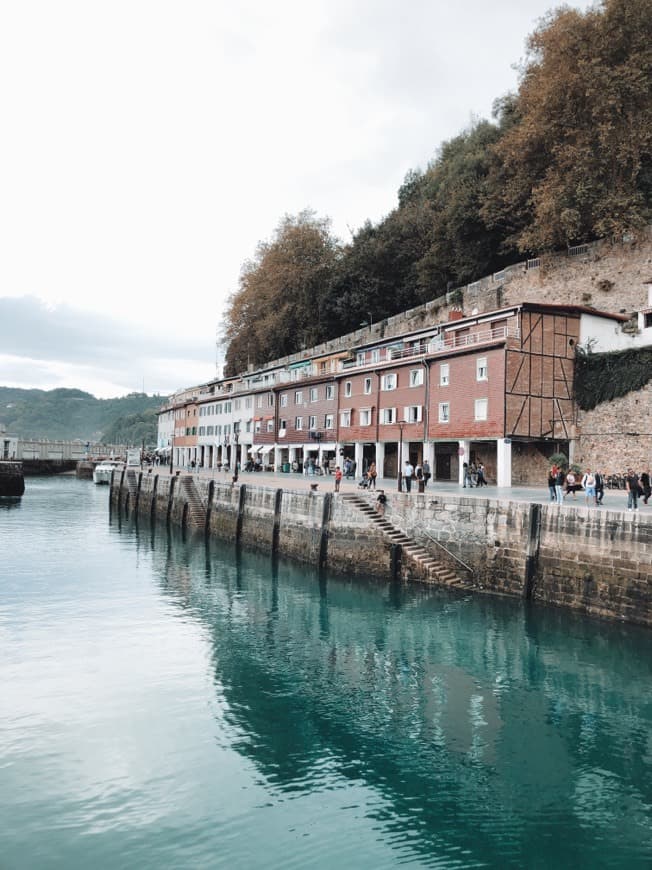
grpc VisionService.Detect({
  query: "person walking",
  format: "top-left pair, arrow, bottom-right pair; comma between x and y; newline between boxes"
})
626,468 -> 640,511
548,466 -> 557,502
641,469 -> 651,505
555,466 -> 565,504
463,462 -> 473,488
565,470 -> 577,499
368,462 -> 377,490
581,469 -> 596,506
403,459 -> 414,493
476,463 -> 487,486
334,466 -> 342,493
423,459 -> 431,488
595,469 -> 605,505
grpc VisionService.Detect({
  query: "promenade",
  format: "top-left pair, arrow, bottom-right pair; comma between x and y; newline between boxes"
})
167,464 -> 649,515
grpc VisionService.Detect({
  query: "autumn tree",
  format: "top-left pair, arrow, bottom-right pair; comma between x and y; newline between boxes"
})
483,0 -> 652,252
223,211 -> 340,375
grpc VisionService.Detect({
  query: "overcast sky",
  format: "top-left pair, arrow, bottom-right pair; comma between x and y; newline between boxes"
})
0,0 -> 593,399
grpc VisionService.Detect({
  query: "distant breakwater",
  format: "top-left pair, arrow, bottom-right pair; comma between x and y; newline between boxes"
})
109,469 -> 652,629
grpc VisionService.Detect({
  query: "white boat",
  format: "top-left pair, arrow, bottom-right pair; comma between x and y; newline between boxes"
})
93,461 -> 120,484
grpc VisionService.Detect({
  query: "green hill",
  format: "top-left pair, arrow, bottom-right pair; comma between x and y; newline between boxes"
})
0,387 -> 167,444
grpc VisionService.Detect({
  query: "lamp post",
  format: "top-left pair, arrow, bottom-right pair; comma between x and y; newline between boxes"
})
232,430 -> 240,484
169,434 -> 174,475
397,420 -> 406,492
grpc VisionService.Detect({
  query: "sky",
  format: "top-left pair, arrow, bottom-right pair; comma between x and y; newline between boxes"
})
0,0 -> 594,399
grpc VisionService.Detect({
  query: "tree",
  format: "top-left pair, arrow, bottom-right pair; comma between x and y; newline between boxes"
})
223,211 -> 340,375
483,0 -> 652,252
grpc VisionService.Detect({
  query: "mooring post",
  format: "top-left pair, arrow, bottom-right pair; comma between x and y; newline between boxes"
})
166,474 -> 176,526
390,543 -> 402,581
272,488 -> 283,556
318,492 -> 332,570
235,484 -> 246,545
205,480 -> 215,537
135,471 -> 143,516
151,474 -> 159,521
523,503 -> 542,600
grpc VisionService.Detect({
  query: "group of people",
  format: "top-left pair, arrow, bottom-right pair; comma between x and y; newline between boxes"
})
401,459 -> 431,493
462,462 -> 487,488
548,465 -> 651,509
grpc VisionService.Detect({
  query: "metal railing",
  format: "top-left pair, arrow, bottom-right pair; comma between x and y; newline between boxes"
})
418,527 -> 475,580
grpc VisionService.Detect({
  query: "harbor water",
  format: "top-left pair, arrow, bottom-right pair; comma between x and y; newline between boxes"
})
1,476 -> 651,869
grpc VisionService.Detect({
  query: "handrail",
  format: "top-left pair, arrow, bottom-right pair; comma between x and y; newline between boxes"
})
418,527 -> 475,578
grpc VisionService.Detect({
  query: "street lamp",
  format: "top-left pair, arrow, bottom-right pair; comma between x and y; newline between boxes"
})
397,420 -> 404,491
232,430 -> 240,484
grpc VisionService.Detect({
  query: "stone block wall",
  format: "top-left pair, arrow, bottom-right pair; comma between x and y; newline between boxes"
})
111,474 -> 652,628
575,382 -> 652,474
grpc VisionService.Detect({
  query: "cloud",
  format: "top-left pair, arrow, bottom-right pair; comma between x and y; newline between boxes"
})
0,296 -> 216,398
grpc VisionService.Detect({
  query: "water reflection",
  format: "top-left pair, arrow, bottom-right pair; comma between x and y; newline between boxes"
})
1,478 -> 650,870
142,519 -> 652,868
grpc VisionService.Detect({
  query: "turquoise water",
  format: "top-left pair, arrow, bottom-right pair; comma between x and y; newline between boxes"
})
1,476 -> 651,869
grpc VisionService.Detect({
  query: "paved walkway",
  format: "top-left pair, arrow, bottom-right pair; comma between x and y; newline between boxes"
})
164,465 -> 650,516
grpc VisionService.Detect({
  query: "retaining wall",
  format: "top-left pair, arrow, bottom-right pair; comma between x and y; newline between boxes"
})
110,471 -> 652,628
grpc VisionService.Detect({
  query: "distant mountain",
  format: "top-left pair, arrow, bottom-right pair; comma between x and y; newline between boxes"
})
0,387 -> 167,444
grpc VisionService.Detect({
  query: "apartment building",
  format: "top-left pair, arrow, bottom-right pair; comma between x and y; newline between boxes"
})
159,301 -> 628,483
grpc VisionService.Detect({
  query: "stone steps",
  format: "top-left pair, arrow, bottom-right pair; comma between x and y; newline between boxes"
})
342,493 -> 465,587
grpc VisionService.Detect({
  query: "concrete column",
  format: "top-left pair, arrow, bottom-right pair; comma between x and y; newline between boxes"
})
354,442 -> 364,478
239,443 -> 246,468
458,439 -> 471,486
375,442 -> 386,478
274,446 -> 282,471
496,438 -> 512,487
289,446 -> 297,467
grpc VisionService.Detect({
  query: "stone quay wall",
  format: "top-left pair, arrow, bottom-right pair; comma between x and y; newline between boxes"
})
111,471 -> 652,629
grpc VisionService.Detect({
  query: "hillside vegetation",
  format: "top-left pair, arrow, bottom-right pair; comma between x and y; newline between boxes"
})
0,388 -> 166,444
223,0 -> 652,375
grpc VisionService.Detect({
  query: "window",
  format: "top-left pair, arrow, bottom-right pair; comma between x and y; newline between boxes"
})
245,397 -> 252,409
280,394 -> 288,407
474,398 -> 488,421
404,405 -> 422,423
357,352 -> 365,365
371,349 -> 380,363
294,391 -> 303,404
325,414 -> 334,429
207,426 -> 214,436
363,377 -> 372,395
308,415 -> 316,430
344,381 -> 352,397
245,421 -> 251,433
381,407 -> 396,424
255,421 -> 261,433
439,402 -> 450,423
325,384 -> 334,400
257,396 -> 263,408
477,357 -> 488,381
409,369 -> 424,387
440,364 -> 449,386
359,408 -> 371,426
295,416 -> 303,430
268,394 -> 274,407
224,402 -> 231,413
340,410 -> 351,427
234,399 -> 241,410
279,418 -> 287,431
309,387 -> 318,402
199,426 -> 205,435
381,373 -> 397,391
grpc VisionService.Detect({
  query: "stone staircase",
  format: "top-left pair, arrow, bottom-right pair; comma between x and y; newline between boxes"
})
179,475 -> 206,529
342,493 -> 468,587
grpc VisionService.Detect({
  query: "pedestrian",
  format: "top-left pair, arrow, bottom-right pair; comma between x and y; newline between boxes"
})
376,490 -> 387,516
565,470 -> 577,499
581,468 -> 596,506
641,469 -> 651,505
548,466 -> 557,502
595,470 -> 605,505
423,459 -> 431,487
555,466 -> 565,504
463,462 -> 473,488
334,466 -> 342,492
476,463 -> 487,486
626,468 -> 640,511
368,461 -> 377,490
403,459 -> 414,493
